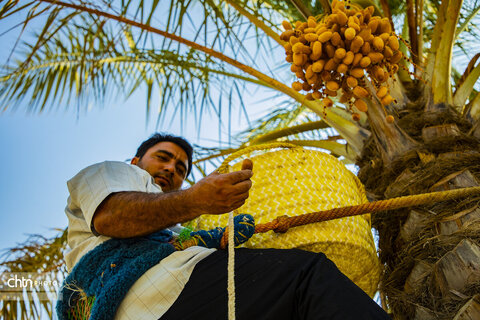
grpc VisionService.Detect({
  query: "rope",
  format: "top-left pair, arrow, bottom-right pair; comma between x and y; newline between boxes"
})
217,142 -> 296,320
227,211 -> 235,320
227,169 -> 236,320
229,185 -> 480,241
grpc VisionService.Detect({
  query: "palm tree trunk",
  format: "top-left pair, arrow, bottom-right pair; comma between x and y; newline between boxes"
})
357,82 -> 480,319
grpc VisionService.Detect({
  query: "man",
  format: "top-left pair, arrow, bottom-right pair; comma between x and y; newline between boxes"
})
64,133 -> 390,319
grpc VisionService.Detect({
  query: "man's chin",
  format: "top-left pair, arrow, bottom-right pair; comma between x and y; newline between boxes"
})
155,178 -> 168,188
161,185 -> 173,192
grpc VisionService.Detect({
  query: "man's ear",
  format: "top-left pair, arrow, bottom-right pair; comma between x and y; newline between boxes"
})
131,157 -> 139,165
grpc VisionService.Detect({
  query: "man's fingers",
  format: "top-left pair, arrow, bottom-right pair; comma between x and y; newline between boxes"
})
231,179 -> 252,195
231,199 -> 246,210
241,159 -> 253,171
226,169 -> 253,184
207,170 -> 220,177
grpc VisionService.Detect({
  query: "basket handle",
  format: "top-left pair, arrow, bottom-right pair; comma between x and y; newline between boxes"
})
217,142 -> 299,173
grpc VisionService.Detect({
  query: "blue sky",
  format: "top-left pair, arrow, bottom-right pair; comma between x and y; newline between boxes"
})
0,97 -> 173,250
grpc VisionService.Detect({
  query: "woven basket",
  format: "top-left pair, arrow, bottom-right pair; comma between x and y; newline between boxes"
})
194,147 -> 380,297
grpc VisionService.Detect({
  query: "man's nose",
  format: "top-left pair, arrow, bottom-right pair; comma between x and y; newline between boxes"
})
162,161 -> 175,174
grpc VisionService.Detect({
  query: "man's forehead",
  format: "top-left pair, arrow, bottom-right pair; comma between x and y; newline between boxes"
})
149,141 -> 188,163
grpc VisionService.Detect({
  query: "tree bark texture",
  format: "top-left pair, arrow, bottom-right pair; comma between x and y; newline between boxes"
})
357,83 -> 480,319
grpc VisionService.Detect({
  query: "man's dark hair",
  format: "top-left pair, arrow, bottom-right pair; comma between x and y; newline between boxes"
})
135,133 -> 193,177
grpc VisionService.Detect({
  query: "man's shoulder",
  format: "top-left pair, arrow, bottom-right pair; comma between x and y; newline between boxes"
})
68,161 -> 146,185
80,160 -> 132,171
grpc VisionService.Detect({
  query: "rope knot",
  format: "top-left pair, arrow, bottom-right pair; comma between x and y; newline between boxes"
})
273,215 -> 290,233
217,214 -> 255,249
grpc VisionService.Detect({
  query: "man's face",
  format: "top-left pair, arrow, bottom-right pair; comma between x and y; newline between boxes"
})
131,141 -> 189,192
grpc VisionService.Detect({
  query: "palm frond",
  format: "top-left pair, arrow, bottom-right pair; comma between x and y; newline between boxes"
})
1,229 -> 67,320
1,16 -> 271,126
248,120 -> 330,145
453,52 -> 480,108
190,104 -> 360,178
455,1 -> 480,39
237,103 -> 310,141
465,90 -> 480,121
258,0 -> 313,21
285,139 -> 357,162
1,0 -> 278,120
425,1 -> 463,104
224,0 -> 282,45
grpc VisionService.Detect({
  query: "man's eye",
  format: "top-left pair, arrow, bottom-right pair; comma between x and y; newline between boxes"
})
157,155 -> 167,161
177,167 -> 185,176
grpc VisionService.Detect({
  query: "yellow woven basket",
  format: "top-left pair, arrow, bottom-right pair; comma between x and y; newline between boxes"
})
193,146 -> 380,297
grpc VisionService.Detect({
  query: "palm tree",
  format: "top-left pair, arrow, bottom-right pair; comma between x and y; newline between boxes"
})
1,0 -> 480,319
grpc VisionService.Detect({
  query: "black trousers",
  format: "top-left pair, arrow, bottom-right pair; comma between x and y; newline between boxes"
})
161,248 -> 390,320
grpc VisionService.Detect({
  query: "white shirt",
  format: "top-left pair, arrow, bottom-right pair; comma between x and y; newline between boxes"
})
64,161 -> 215,319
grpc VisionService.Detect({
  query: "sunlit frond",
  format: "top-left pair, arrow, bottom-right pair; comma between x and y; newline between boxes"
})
1,0 -> 293,127
0,229 -> 67,320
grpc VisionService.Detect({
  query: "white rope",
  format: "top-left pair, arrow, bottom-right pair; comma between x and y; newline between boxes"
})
227,209 -> 236,320
227,164 -> 236,320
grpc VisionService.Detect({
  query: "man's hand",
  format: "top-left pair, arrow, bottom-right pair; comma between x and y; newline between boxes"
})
186,159 -> 253,216
93,159 -> 253,238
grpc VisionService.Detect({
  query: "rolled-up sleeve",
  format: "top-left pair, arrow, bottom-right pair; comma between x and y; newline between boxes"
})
67,161 -> 162,231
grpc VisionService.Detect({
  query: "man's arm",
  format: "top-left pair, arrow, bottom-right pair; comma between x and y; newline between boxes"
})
93,160 -> 253,238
